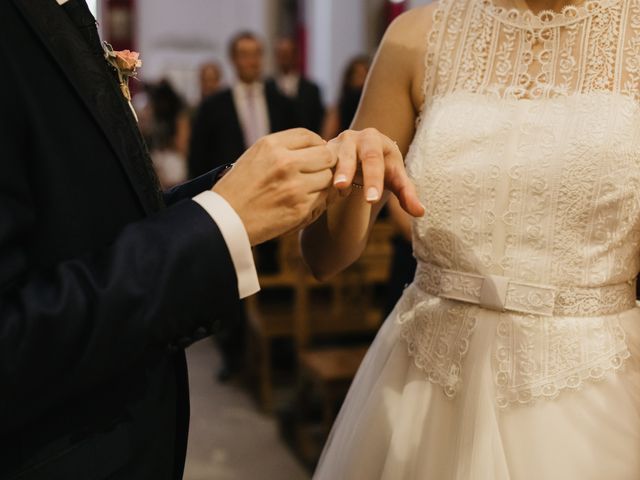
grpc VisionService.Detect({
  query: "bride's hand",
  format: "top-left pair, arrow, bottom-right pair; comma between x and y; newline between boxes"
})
328,128 -> 425,217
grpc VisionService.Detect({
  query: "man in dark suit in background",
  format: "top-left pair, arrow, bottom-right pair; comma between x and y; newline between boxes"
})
268,37 -> 325,135
189,32 -> 300,380
0,1 -> 334,478
188,31 -> 298,178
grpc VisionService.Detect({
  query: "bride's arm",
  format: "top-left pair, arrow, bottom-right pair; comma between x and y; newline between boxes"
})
301,6 -> 433,279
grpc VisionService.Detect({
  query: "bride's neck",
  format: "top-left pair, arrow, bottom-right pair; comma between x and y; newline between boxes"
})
513,0 -> 578,13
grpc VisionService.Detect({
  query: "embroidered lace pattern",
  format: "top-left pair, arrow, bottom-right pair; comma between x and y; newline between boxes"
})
397,0 -> 640,406
413,263 -> 637,316
397,286 -> 478,398
494,314 -> 630,407
422,0 -> 640,103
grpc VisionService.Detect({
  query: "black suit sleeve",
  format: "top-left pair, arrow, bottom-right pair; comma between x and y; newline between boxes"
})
162,165 -> 229,205
0,199 -> 240,432
0,38 -> 242,431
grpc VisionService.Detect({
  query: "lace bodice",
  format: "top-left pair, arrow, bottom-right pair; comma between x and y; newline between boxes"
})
423,0 -> 640,102
398,0 -> 640,406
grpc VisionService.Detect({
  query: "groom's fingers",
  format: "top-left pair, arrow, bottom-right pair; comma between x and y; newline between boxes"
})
281,189 -> 330,237
297,145 -> 337,173
274,128 -> 326,150
304,168 -> 335,193
332,135 -> 358,189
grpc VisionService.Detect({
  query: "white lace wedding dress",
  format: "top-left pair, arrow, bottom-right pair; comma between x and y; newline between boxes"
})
314,0 -> 640,478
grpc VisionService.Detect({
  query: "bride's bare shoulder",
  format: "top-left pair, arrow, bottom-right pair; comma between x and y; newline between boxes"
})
384,3 -> 439,51
379,4 -> 439,76
379,4 -> 439,108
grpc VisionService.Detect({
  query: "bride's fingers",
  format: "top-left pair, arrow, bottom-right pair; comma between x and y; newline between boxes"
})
385,162 -> 425,217
357,129 -> 385,203
331,129 -> 418,209
332,135 -> 358,189
381,135 -> 403,163
378,135 -> 424,216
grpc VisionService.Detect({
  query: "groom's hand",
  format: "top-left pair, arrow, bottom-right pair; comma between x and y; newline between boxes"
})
329,128 -> 425,218
213,129 -> 336,246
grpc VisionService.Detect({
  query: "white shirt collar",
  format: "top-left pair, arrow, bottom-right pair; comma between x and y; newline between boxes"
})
276,73 -> 300,98
235,81 -> 265,96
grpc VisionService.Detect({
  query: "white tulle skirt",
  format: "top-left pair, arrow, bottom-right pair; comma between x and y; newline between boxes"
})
313,294 -> 640,480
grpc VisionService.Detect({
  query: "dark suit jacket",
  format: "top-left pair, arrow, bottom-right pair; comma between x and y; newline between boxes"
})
267,76 -> 325,134
0,1 -> 240,479
188,83 -> 298,178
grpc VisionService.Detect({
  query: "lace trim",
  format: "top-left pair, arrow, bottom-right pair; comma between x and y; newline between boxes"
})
414,263 -> 637,317
397,285 -> 633,407
622,0 -> 640,99
419,0 -> 449,114
398,289 -> 478,398
494,314 -> 631,407
483,0 -> 623,29
423,0 -> 636,100
555,283 -> 638,315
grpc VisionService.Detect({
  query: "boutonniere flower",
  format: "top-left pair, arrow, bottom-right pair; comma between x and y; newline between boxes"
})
103,42 -> 142,121
103,41 -> 142,102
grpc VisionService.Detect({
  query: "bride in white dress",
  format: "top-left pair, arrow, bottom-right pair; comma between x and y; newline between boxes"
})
301,0 -> 640,477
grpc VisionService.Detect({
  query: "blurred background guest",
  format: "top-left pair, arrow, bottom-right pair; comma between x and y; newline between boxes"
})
145,79 -> 191,189
188,31 -> 298,383
188,31 -> 298,178
268,37 -> 325,134
199,61 -> 223,101
322,55 -> 370,139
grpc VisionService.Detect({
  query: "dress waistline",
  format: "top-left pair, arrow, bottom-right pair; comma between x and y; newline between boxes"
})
413,263 -> 637,317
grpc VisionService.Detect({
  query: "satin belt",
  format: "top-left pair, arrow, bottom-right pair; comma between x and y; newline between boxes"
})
413,263 -> 637,317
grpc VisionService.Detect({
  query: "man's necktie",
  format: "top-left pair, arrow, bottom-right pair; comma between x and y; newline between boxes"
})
245,85 -> 259,146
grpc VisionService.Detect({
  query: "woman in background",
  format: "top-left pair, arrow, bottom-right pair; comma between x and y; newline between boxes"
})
322,55 -> 370,140
145,80 -> 191,189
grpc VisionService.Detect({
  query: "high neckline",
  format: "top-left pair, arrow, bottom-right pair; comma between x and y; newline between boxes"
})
509,0 -> 583,14
481,0 -> 622,28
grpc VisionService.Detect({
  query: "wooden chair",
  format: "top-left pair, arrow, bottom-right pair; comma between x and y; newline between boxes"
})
294,221 -> 394,455
244,232 -> 304,412
245,221 -> 394,419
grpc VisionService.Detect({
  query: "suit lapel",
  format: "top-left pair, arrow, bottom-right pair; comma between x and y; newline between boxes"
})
11,0 -> 162,214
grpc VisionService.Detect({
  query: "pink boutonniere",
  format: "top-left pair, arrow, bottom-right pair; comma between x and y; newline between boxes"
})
103,41 -> 142,102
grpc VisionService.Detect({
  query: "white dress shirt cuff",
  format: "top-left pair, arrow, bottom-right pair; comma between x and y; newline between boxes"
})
193,191 -> 260,299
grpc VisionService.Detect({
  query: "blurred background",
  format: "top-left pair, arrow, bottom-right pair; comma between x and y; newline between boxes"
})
90,1 -> 430,478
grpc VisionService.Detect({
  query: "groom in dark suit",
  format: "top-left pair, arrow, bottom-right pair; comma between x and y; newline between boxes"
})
0,1 -> 423,479
0,1 -> 336,479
